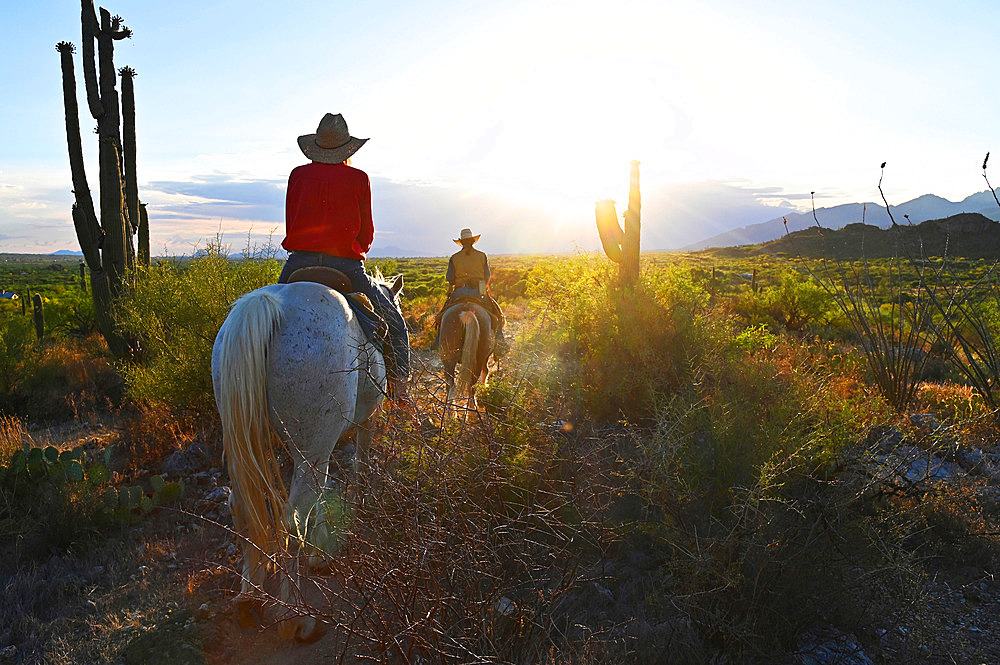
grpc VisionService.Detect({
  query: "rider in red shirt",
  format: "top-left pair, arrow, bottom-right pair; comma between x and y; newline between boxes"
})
278,113 -> 412,409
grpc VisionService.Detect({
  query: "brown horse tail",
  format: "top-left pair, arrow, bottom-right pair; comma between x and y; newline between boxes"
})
458,309 -> 479,394
214,289 -> 289,562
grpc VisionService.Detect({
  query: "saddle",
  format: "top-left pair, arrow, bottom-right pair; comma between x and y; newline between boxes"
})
287,266 -> 386,342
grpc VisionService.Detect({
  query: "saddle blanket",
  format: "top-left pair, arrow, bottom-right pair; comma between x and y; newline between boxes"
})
343,293 -> 387,344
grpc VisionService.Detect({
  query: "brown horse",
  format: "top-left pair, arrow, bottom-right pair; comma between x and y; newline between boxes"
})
439,301 -> 494,418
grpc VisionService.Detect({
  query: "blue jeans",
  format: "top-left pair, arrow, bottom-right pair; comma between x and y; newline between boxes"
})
278,251 -> 410,382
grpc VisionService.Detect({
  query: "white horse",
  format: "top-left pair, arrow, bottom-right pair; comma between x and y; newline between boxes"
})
211,274 -> 402,641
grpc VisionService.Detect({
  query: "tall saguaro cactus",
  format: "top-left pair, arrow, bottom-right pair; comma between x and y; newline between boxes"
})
56,0 -> 145,355
32,295 -> 45,342
596,160 -> 642,287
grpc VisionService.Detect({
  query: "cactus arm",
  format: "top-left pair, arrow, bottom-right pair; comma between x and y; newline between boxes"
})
138,203 -> 150,267
80,0 -> 103,119
120,67 -> 138,235
96,9 -> 122,144
58,42 -> 103,271
595,199 -> 624,263
72,205 -> 103,271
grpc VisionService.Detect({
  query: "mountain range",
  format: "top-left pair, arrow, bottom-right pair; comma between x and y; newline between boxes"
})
683,189 -> 1000,250
756,212 -> 1000,260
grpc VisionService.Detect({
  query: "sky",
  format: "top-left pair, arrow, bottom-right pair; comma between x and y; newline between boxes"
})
2,0 -> 1000,255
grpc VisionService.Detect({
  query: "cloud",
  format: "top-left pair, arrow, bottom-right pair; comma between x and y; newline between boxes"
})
146,176 -> 285,224
0,168 -> 808,255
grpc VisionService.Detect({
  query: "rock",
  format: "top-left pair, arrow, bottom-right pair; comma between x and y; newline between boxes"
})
955,447 -> 984,471
909,413 -> 942,433
203,486 -> 231,504
195,602 -> 211,619
592,582 -> 614,602
495,596 -> 517,616
874,445 -> 962,482
796,628 -> 874,665
161,443 -> 210,476
902,456 -> 961,482
866,425 -> 904,450
981,453 -> 1000,479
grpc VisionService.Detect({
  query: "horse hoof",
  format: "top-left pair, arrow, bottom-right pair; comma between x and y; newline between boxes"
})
296,616 -> 327,644
234,597 -> 261,631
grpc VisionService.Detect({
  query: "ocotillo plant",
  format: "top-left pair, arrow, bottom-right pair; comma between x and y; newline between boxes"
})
595,160 -> 641,287
56,0 -> 144,355
32,294 -> 44,342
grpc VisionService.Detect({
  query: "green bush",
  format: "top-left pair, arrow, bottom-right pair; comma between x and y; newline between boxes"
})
533,257 -> 710,421
731,269 -> 836,332
0,315 -> 36,399
116,245 -> 280,410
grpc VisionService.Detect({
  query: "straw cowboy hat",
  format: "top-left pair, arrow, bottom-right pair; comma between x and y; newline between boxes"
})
298,113 -> 369,164
453,228 -> 481,245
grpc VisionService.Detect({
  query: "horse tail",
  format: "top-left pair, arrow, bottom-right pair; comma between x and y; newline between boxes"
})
214,289 -> 289,558
458,310 -> 479,393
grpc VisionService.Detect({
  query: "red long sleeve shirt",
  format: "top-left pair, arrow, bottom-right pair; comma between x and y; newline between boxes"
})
281,162 -> 374,260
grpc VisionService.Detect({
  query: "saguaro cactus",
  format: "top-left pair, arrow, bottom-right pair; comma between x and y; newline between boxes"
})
32,294 -> 45,342
56,0 -> 144,355
596,160 -> 641,287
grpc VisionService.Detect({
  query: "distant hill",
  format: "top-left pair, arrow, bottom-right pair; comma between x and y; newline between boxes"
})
684,189 -> 1000,250
755,212 -> 1000,259
50,250 -> 83,256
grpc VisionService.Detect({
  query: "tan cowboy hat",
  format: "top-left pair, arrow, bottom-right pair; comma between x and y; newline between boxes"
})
453,228 -> 481,245
297,113 -> 369,164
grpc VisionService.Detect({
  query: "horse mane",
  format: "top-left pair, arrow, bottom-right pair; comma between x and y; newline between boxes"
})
368,266 -> 403,300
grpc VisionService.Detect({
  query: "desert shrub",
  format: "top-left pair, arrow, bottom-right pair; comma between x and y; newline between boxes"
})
0,414 -> 25,463
291,410 -> 598,663
916,381 -> 988,424
116,246 -> 280,410
731,269 -> 837,332
0,314 -> 36,400
117,402 -> 215,473
531,257 -> 712,421
526,255 -> 915,659
10,335 -> 120,421
614,336 -> 914,660
401,293 -> 447,349
42,288 -> 99,338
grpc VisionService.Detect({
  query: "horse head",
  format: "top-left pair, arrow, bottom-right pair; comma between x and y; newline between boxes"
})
373,272 -> 405,317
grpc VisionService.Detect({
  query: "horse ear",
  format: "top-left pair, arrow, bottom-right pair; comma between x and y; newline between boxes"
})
390,274 -> 403,296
